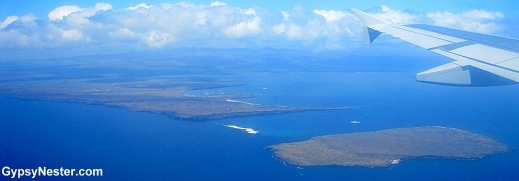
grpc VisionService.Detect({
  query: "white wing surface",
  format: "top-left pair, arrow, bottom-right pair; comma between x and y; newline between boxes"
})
350,8 -> 519,86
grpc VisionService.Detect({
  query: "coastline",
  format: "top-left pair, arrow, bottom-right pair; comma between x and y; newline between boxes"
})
0,93 -> 352,120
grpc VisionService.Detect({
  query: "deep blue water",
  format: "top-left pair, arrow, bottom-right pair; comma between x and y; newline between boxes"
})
2,71 -> 519,180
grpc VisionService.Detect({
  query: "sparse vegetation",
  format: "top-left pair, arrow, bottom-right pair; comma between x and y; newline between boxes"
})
269,126 -> 510,167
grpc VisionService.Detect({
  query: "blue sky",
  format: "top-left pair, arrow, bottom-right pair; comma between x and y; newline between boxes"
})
2,0 -> 517,18
0,0 -> 517,59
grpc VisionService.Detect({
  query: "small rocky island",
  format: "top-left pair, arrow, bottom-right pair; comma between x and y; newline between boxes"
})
269,126 -> 510,167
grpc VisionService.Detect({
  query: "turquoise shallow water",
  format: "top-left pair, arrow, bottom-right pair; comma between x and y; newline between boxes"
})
2,71 -> 519,180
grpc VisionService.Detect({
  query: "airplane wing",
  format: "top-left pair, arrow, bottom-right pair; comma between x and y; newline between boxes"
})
350,8 -> 519,86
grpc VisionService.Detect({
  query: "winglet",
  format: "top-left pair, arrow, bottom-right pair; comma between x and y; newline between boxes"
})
350,8 -> 387,45
349,9 -> 386,27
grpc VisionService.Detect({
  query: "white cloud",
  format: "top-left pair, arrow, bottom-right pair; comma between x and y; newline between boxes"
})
285,24 -> 303,40
372,5 -> 420,24
381,5 -> 391,12
95,2 -> 113,11
61,29 -> 83,41
271,23 -> 286,34
0,3 -> 510,57
48,5 -> 85,20
313,10 -> 347,22
159,3 -> 174,10
19,14 -> 36,23
0,2 -> 363,52
48,3 -> 112,22
144,31 -> 174,47
175,2 -> 198,9
427,9 -> 504,33
210,1 -> 227,7
125,3 -> 152,10
223,9 -> 262,38
464,9 -> 503,19
281,11 -> 289,20
110,28 -> 136,40
0,16 -> 18,29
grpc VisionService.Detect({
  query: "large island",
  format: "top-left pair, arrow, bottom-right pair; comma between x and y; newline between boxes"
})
0,50 -> 351,120
269,126 -> 510,167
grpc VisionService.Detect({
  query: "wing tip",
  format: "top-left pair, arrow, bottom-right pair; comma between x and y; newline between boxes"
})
349,8 -> 387,27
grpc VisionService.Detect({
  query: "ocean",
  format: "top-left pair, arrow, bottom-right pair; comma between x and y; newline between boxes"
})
2,71 -> 519,180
